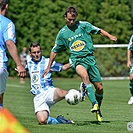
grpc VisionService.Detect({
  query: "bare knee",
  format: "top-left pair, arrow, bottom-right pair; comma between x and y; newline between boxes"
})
38,117 -> 47,125
36,111 -> 48,125
94,82 -> 103,94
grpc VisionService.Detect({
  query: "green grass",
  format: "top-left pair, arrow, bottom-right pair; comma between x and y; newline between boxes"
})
4,77 -> 133,133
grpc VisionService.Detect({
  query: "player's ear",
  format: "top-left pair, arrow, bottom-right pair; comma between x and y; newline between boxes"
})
64,15 -> 67,21
5,4 -> 8,10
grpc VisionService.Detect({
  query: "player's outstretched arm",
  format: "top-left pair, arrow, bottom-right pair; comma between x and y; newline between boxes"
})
127,49 -> 132,68
42,52 -> 57,77
99,29 -> 117,42
62,63 -> 71,71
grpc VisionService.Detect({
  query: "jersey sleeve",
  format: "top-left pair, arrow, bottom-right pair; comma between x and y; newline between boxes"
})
3,21 -> 16,43
51,61 -> 63,72
84,21 -> 100,34
52,30 -> 66,53
128,35 -> 133,51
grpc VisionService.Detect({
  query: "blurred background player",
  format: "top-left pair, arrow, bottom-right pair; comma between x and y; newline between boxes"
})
0,0 -> 26,108
20,47 -> 27,84
25,42 -> 74,124
127,34 -> 133,105
43,6 -> 117,122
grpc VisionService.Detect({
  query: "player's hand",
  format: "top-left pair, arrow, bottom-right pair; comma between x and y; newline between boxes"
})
127,60 -> 132,68
110,35 -> 117,42
42,67 -> 50,77
15,65 -> 26,77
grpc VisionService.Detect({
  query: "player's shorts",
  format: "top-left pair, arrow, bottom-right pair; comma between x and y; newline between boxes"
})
0,68 -> 9,94
69,55 -> 101,82
33,87 -> 56,114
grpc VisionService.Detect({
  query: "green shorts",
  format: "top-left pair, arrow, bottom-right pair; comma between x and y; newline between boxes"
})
69,55 -> 101,83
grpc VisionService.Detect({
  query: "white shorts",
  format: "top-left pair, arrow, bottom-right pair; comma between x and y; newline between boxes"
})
33,87 -> 56,114
0,68 -> 9,94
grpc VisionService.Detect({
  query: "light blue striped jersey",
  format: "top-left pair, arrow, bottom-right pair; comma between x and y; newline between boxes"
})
0,14 -> 16,68
25,56 -> 63,93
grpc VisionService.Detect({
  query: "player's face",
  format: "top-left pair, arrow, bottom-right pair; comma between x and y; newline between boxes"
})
65,13 -> 77,27
30,46 -> 41,62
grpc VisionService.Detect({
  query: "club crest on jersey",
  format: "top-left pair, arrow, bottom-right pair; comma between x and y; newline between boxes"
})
32,74 -> 39,83
70,40 -> 85,51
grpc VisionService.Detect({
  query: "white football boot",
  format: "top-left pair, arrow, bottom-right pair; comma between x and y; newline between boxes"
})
79,82 -> 86,101
128,96 -> 133,105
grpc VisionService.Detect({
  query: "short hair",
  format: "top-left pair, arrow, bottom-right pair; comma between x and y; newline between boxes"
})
0,0 -> 8,11
64,6 -> 78,17
29,42 -> 41,52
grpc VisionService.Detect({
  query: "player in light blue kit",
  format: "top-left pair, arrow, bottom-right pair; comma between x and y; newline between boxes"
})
0,0 -> 26,108
25,42 -> 73,125
127,35 -> 133,105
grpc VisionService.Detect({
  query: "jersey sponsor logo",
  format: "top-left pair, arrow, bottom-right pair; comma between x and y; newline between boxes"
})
68,34 -> 83,41
70,40 -> 85,51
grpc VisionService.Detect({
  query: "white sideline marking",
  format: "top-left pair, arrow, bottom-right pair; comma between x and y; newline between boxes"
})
6,84 -> 27,88
94,44 -> 128,48
101,77 -> 129,80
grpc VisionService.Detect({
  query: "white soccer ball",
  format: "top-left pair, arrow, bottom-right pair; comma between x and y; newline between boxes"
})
65,89 -> 81,105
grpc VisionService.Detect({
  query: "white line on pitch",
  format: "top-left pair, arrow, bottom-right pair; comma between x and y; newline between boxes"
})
6,84 -> 28,88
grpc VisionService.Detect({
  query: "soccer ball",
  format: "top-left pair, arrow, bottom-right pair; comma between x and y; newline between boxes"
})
65,89 -> 81,105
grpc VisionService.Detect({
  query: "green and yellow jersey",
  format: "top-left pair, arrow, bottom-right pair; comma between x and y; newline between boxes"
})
52,21 -> 100,58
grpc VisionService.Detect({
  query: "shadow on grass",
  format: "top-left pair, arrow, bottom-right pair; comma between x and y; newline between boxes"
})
73,121 -> 110,126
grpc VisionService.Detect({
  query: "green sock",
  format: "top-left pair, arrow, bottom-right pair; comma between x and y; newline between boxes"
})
86,84 -> 98,104
129,82 -> 133,96
95,93 -> 103,108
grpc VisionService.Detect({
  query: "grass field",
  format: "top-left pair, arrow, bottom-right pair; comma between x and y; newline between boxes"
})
3,77 -> 133,133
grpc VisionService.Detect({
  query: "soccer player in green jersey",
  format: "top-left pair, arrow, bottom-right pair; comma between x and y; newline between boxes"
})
43,6 -> 117,122
127,35 -> 133,105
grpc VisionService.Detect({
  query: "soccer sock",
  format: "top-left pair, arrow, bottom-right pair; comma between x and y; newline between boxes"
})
47,116 -> 60,124
129,82 -> 133,96
86,84 -> 98,104
95,93 -> 103,108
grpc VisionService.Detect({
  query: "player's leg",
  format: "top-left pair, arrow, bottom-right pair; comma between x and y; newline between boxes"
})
93,82 -> 103,108
0,68 -> 8,108
76,65 -> 98,110
35,88 -> 73,124
89,65 -> 103,122
36,110 -> 64,124
34,89 -> 58,125
36,110 -> 69,124
36,110 -> 49,124
35,98 -> 61,124
128,72 -> 133,105
53,88 -> 67,102
89,64 -> 103,108
53,88 -> 74,124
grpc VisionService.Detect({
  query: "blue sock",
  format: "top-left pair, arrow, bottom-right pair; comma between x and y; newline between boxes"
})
47,116 -> 60,124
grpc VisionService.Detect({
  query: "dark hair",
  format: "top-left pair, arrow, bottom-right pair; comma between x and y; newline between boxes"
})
29,42 -> 41,52
64,6 -> 78,17
0,0 -> 8,11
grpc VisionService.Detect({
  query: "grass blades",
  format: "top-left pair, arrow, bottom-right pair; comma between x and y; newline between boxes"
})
4,78 -> 132,133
